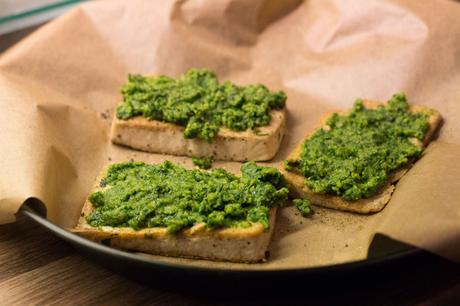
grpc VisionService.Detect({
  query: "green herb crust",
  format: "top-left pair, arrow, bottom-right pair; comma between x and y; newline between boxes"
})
116,69 -> 286,142
285,93 -> 430,201
86,161 -> 289,233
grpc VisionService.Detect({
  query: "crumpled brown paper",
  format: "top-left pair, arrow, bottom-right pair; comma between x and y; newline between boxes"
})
1,0 -> 459,267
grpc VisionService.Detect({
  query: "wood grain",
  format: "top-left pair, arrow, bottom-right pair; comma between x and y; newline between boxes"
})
0,215 -> 169,305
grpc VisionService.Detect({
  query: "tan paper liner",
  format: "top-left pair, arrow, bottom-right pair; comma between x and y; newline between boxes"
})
0,0 -> 459,268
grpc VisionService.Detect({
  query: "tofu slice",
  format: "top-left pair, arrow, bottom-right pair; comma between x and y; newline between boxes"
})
110,109 -> 286,161
72,167 -> 277,263
280,100 -> 442,214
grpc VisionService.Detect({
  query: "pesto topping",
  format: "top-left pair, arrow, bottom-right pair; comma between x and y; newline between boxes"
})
293,199 -> 312,216
116,69 -> 286,142
285,93 -> 430,201
86,161 -> 289,233
192,156 -> 214,169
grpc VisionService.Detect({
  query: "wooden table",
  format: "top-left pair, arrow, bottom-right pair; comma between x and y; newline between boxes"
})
1,27 -> 460,306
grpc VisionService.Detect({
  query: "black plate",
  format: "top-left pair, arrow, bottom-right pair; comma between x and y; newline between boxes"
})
21,199 -> 430,294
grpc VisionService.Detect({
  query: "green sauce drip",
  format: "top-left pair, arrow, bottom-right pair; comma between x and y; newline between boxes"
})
116,68 -> 286,142
286,93 -> 430,201
293,199 -> 312,216
192,156 -> 214,169
86,161 -> 289,233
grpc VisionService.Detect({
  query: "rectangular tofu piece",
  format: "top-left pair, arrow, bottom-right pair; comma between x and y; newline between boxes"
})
110,109 -> 285,161
280,100 -> 442,214
72,168 -> 277,263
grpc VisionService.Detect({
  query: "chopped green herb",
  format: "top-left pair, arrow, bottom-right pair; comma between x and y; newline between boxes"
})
192,156 -> 214,169
283,160 -> 296,172
293,198 -> 312,216
116,68 -> 286,142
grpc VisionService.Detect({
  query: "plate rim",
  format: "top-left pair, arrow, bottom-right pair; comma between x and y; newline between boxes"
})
21,203 -> 423,276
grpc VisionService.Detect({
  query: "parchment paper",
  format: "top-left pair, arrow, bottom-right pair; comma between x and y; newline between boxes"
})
1,0 -> 459,268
